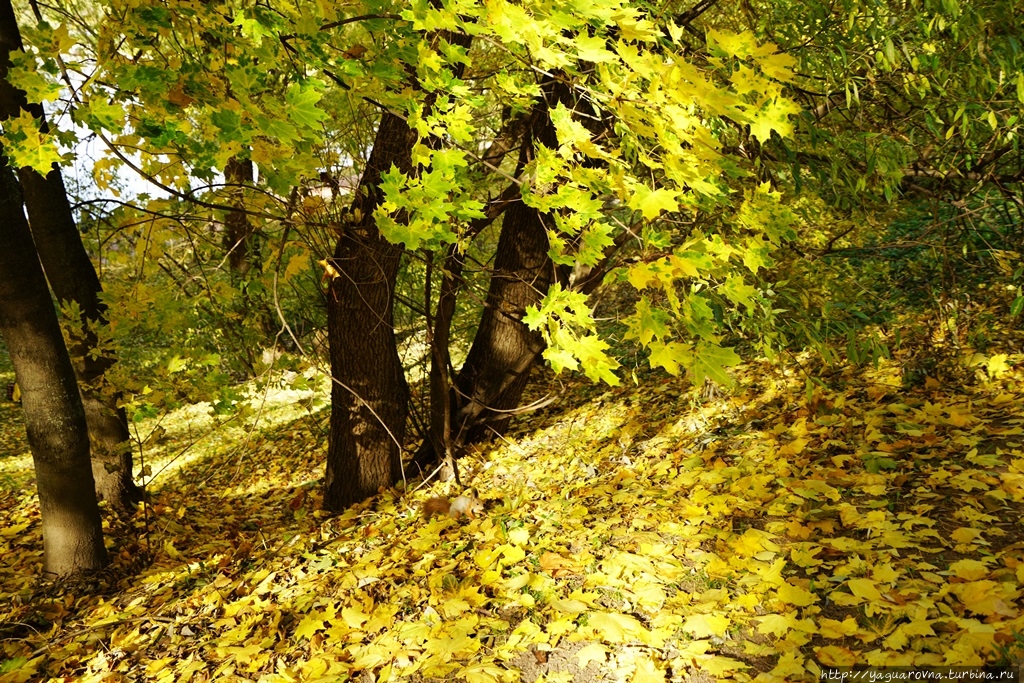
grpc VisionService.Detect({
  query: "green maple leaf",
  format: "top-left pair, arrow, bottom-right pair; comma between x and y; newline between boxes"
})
8,53 -> 63,103
377,213 -> 426,250
741,238 -> 773,273
543,346 -> 579,374
550,102 -> 593,154
572,34 -> 616,63
692,343 -> 741,386
749,98 -> 802,142
574,334 -> 620,385
623,297 -> 668,346
648,340 -> 691,376
211,109 -> 242,137
522,305 -> 545,331
683,295 -> 717,340
4,110 -> 62,174
578,221 -> 615,266
256,114 -> 299,143
286,82 -> 329,129
629,185 -> 678,220
722,275 -> 758,313
86,96 -> 125,132
232,9 -> 269,46
669,252 -> 707,278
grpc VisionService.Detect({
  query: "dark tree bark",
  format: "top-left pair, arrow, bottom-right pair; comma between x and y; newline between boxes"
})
420,144 -> 526,471
450,195 -> 553,444
0,0 -> 141,509
425,245 -> 465,467
447,85 -> 569,447
323,18 -> 473,509
410,85 -> 575,473
0,163 -> 107,576
18,169 -> 143,509
322,111 -> 413,511
223,156 -> 255,275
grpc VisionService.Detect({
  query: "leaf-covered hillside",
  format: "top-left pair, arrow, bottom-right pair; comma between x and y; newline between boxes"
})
3,331 -> 1024,682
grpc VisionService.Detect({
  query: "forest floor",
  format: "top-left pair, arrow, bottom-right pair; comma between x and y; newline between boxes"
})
3,323 -> 1024,682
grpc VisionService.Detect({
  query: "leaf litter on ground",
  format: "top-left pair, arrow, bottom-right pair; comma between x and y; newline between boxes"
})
3,346 -> 1024,682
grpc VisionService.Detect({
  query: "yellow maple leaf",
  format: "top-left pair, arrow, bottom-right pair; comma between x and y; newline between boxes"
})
701,655 -> 749,676
777,437 -> 809,457
574,642 -> 607,668
884,627 -> 909,651
631,656 -> 666,683
460,661 -> 508,683
756,51 -> 798,82
588,612 -> 649,643
682,613 -> 730,638
771,651 -> 807,677
951,527 -> 984,544
733,528 -> 777,556
901,619 -> 935,637
756,612 -> 798,638
815,645 -> 858,667
440,597 -> 471,618
499,543 -> 527,564
945,406 -> 975,427
847,578 -> 882,601
871,563 -> 900,584
777,581 -> 817,607
949,559 -> 990,581
951,580 -> 1017,617
293,614 -> 326,640
425,633 -> 479,660
508,527 -> 530,545
550,597 -> 588,614
342,606 -> 369,628
986,353 -> 1011,378
749,97 -> 802,142
818,617 -> 858,639
318,258 -> 340,280
628,185 -> 678,220
633,582 -> 667,609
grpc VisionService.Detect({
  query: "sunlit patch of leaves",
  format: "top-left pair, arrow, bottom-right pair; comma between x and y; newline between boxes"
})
4,336 -> 1024,680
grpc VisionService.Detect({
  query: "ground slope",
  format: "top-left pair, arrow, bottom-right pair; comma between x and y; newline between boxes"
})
2,348 -> 1024,682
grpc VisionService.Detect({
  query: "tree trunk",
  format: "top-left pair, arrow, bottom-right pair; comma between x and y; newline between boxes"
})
450,194 -> 553,444
18,168 -> 143,509
0,0 -> 141,509
322,111 -> 413,511
223,156 -> 255,275
425,245 -> 465,466
448,89 -> 567,447
0,162 -> 107,576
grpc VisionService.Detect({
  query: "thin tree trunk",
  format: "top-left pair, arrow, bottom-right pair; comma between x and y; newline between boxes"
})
425,245 -> 464,466
224,156 -> 255,275
0,0 -> 141,509
0,162 -> 107,576
323,111 -> 413,511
